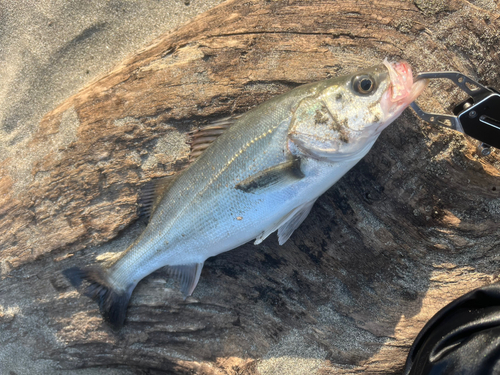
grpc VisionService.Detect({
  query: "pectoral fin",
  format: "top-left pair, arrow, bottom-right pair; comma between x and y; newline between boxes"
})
168,262 -> 204,297
235,158 -> 304,195
254,199 -> 317,245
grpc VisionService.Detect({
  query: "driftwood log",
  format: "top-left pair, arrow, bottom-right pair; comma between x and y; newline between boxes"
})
1,0 -> 500,373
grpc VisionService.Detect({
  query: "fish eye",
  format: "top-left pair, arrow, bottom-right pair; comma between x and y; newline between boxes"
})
352,75 -> 376,95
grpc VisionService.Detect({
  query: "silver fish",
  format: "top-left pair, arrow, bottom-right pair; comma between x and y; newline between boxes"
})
64,60 -> 427,328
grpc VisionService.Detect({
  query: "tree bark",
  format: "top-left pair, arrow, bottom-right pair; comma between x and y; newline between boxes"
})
1,0 -> 500,374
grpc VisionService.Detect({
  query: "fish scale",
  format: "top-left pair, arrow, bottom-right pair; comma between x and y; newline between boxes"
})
111,92 -> 310,284
64,61 -> 428,329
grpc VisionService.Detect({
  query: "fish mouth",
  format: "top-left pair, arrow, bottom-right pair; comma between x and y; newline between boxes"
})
381,60 -> 428,120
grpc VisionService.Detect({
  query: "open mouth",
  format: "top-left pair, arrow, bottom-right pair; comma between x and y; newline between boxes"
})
382,60 -> 428,116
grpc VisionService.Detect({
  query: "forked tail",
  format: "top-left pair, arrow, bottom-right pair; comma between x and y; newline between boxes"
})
63,266 -> 135,330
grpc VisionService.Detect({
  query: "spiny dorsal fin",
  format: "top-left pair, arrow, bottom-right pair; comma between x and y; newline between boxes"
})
138,175 -> 176,222
188,114 -> 242,161
235,158 -> 304,195
167,262 -> 204,297
139,115 -> 241,220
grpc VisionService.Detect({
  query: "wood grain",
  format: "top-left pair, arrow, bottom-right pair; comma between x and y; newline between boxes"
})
1,0 -> 500,373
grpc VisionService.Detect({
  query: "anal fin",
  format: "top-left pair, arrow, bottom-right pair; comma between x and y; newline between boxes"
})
168,262 -> 204,297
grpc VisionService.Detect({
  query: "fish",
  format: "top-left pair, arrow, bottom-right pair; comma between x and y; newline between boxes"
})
64,60 -> 428,329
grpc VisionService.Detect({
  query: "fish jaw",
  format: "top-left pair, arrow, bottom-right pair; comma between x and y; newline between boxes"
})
379,60 -> 428,129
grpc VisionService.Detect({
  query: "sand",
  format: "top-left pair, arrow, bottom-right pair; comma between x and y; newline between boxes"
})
0,1 -> 225,373
0,0 -> 225,155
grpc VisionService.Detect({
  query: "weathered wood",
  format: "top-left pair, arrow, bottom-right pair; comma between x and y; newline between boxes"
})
1,0 -> 500,373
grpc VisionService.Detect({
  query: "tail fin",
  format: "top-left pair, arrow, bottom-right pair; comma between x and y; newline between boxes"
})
63,266 -> 135,330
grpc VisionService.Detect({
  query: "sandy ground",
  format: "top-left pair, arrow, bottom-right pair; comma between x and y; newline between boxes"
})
0,3 -> 340,373
0,0 -> 225,159
0,1 -> 226,374
3,1 -> 500,374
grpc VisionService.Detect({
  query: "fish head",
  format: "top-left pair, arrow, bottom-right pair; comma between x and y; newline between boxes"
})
288,61 -> 428,162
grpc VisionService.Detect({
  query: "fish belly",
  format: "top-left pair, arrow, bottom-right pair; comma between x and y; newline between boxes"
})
117,156 -> 361,287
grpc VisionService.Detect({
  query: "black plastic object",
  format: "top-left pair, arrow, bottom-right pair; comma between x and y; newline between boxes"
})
403,283 -> 500,375
410,72 -> 500,151
458,93 -> 500,150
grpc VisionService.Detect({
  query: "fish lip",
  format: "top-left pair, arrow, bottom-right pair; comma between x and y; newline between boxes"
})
383,59 -> 414,103
380,60 -> 429,121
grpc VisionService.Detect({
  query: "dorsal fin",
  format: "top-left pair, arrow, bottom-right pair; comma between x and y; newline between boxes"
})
139,115 -> 241,221
188,114 -> 241,161
138,175 -> 176,222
